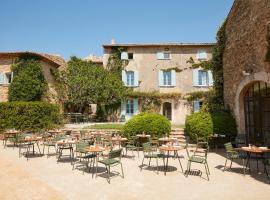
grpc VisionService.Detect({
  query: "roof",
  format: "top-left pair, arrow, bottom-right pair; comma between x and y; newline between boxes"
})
0,51 -> 66,68
83,54 -> 103,64
103,42 -> 216,48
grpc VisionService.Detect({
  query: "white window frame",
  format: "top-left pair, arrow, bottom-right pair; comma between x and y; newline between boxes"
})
0,72 -> 12,85
196,50 -> 207,60
157,51 -> 171,60
126,99 -> 134,114
198,70 -> 209,86
163,71 -> 172,86
126,71 -> 135,86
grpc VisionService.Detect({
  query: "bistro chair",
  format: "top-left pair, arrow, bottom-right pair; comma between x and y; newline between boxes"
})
97,148 -> 124,183
125,136 -> 140,158
186,142 -> 210,181
141,142 -> 161,174
263,158 -> 270,179
223,142 -> 247,174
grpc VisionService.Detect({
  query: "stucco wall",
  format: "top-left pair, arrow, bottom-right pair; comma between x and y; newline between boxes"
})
223,0 -> 270,131
104,45 -> 213,124
0,56 -> 59,103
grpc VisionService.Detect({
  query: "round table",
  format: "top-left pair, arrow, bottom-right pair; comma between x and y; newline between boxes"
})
3,130 -> 21,147
22,136 -> 43,156
111,137 -> 128,148
56,140 -> 76,163
159,145 -> 184,175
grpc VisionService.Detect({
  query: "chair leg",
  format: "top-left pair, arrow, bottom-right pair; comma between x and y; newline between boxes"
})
148,157 -> 151,166
120,162 -> 124,178
141,156 -> 145,171
242,159 -> 246,175
107,165 -> 111,184
205,164 -> 209,181
223,158 -> 227,172
230,160 -> 233,169
156,158 -> 159,174
206,162 -> 210,175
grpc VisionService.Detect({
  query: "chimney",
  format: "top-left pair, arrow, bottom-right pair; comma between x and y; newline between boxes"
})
111,39 -> 116,44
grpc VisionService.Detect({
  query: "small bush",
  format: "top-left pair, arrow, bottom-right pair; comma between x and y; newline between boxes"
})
0,101 -> 61,132
185,111 -> 237,142
123,112 -> 171,138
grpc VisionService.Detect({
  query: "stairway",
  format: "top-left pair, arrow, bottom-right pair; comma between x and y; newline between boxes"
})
169,128 -> 188,143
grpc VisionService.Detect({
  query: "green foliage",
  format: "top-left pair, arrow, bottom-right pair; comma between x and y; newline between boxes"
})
8,58 -> 47,101
0,102 -> 61,132
53,57 -> 127,112
185,110 -> 237,142
123,112 -> 171,138
184,91 -> 211,102
186,57 -> 212,70
266,25 -> 270,62
162,67 -> 183,73
86,123 -> 124,130
106,47 -> 128,78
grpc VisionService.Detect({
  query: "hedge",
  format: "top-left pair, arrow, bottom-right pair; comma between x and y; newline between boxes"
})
123,112 -> 171,138
0,101 -> 61,132
185,111 -> 237,142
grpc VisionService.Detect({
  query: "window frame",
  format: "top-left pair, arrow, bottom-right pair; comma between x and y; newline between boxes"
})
126,99 -> 134,114
126,71 -> 135,86
157,51 -> 171,60
198,70 -> 209,86
163,71 -> 172,86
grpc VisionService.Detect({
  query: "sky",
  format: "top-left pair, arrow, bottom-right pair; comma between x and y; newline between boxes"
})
0,0 -> 234,60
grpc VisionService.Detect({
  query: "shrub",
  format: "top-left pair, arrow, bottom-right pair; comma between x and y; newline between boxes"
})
123,112 -> 171,138
185,111 -> 237,142
0,102 -> 61,132
8,58 -> 47,101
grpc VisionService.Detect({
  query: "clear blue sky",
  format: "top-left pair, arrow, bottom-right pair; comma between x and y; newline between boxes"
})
0,0 -> 234,60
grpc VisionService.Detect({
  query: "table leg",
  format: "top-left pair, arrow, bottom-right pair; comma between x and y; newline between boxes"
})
175,151 -> 183,172
245,152 -> 251,173
165,151 -> 169,175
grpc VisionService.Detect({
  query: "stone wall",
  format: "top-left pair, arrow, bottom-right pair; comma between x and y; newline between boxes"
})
223,0 -> 270,131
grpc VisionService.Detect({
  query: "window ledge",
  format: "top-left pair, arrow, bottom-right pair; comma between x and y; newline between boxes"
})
159,85 -> 175,88
157,58 -> 171,60
0,84 -> 10,87
125,85 -> 139,88
193,85 -> 210,88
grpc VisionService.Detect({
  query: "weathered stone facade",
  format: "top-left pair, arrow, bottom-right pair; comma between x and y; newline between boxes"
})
223,0 -> 270,133
0,52 -> 66,103
103,43 -> 214,124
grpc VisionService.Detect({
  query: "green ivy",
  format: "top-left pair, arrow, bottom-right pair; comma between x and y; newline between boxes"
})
8,57 -> 47,102
184,91 -> 211,102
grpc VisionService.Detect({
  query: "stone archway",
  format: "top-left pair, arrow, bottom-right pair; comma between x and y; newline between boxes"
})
234,71 -> 270,145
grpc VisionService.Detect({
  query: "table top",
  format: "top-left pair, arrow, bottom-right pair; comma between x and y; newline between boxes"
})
159,145 -> 183,151
136,134 -> 151,138
5,130 -> 21,135
158,137 -> 177,142
23,136 -> 43,142
111,137 -> 128,142
85,146 -> 109,152
56,140 -> 76,145
236,146 -> 270,153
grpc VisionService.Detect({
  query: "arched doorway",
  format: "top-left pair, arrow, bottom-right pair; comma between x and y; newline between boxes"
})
163,102 -> 172,120
244,81 -> 270,146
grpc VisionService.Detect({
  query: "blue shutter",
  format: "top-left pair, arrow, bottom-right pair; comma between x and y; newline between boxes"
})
208,70 -> 213,86
122,70 -> 127,86
134,71 -> 139,86
133,98 -> 139,115
121,52 -> 128,60
193,101 -> 200,113
158,70 -> 164,86
157,52 -> 163,60
11,72 -> 14,82
192,69 -> 199,86
0,73 -> 4,84
171,70 -> 176,86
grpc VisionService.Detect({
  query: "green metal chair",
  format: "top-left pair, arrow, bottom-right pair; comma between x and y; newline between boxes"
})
263,158 -> 270,179
223,142 -> 247,174
125,136 -> 140,158
73,141 -> 96,174
97,148 -> 124,183
186,142 -> 210,181
141,142 -> 161,174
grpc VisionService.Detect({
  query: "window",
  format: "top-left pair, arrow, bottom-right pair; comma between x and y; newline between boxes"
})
157,52 -> 171,60
128,53 -> 133,60
198,70 -> 208,86
193,101 -> 203,113
126,71 -> 134,86
126,99 -> 134,114
196,50 -> 207,60
0,72 -> 12,85
121,52 -> 133,60
163,71 -> 172,86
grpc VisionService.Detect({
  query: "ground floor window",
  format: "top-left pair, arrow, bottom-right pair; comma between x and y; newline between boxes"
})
126,99 -> 134,114
193,100 -> 203,113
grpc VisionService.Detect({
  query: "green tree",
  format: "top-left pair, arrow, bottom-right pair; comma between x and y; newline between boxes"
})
8,58 -> 47,101
55,57 -> 127,113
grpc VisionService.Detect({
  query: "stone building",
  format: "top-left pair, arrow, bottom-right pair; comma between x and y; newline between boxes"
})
0,52 -> 66,103
223,0 -> 270,145
103,42 -> 215,124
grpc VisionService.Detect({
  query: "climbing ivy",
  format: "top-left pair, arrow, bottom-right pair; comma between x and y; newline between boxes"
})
184,91 -> 211,102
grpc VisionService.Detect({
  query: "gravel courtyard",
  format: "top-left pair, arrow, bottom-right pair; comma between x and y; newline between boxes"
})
0,143 -> 269,200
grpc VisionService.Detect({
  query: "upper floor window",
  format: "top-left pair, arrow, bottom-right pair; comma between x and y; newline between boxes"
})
196,50 -> 207,60
159,70 -> 176,87
192,69 -> 213,87
121,52 -> 133,60
0,72 -> 13,85
122,70 -> 139,87
157,52 -> 171,60
126,71 -> 134,86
